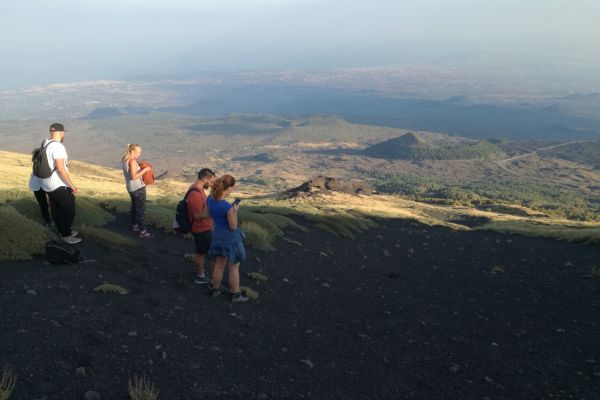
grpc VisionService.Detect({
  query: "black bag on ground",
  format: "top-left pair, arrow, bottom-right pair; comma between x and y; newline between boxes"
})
32,140 -> 56,178
45,240 -> 81,264
173,188 -> 200,234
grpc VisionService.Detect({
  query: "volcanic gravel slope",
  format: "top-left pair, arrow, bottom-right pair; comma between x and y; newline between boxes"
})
1,214 -> 599,399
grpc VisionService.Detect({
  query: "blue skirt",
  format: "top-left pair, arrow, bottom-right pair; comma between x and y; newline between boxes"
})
208,228 -> 246,265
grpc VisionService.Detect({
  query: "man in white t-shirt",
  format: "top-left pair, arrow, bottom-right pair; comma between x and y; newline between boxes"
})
42,123 -> 81,244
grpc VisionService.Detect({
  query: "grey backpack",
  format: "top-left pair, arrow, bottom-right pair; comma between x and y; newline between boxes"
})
32,140 -> 56,178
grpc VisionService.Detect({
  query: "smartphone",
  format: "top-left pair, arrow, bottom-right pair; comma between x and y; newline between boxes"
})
233,198 -> 242,206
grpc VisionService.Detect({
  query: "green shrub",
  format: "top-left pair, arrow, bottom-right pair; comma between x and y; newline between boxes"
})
241,221 -> 275,251
0,206 -> 48,261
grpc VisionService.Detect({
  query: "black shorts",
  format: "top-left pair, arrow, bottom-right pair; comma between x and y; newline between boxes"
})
192,231 -> 212,255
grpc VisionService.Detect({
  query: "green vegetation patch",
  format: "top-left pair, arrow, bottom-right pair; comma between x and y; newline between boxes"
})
0,365 -> 17,400
240,286 -> 259,300
94,283 -> 129,295
129,375 -> 159,400
241,221 -> 276,251
247,271 -> 268,282
145,204 -> 176,231
0,205 -> 48,261
478,221 -> 600,245
78,226 -> 136,248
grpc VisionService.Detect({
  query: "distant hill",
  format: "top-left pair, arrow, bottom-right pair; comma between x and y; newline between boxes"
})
364,133 -> 503,160
82,107 -> 124,119
538,141 -> 600,169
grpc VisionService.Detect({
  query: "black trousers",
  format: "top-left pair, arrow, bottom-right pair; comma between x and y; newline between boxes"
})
33,189 -> 51,224
47,186 -> 76,237
129,186 -> 147,229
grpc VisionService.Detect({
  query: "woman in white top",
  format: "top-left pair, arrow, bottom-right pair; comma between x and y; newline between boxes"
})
122,144 -> 152,238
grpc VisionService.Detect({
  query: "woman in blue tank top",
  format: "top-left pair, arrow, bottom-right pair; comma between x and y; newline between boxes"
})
207,175 -> 249,303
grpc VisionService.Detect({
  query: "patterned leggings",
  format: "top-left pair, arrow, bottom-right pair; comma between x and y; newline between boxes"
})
129,186 -> 146,229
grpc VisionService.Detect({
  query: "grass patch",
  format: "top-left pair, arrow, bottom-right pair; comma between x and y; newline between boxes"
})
237,210 -> 283,236
78,226 -> 136,248
129,375 -> 159,400
247,271 -> 268,282
0,205 -> 48,261
241,221 -> 276,251
94,283 -> 129,295
0,366 -> 16,400
478,221 -> 600,244
145,204 -> 176,231
240,286 -> 259,300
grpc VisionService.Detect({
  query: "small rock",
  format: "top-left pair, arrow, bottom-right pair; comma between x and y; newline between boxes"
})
484,376 -> 493,383
83,391 -> 101,400
283,278 -> 289,283
257,393 -> 268,400
75,366 -> 86,376
383,249 -> 391,257
299,359 -> 314,368
593,371 -> 600,378
27,289 -> 37,295
49,320 -> 62,328
162,351 -> 167,360
449,364 -> 459,373
320,283 -> 330,288
128,331 -> 137,337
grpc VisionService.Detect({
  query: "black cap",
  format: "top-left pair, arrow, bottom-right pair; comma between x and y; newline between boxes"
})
49,123 -> 66,132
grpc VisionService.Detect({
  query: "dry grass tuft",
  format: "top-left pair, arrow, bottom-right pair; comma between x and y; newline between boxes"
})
241,221 -> 276,251
478,221 -> 600,245
94,283 -> 129,295
128,375 -> 159,400
0,366 -> 16,400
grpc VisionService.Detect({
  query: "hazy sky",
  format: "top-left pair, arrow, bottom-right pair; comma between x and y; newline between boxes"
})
1,0 -> 599,89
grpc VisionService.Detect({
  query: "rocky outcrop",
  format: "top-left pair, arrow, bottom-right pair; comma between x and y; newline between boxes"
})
287,175 -> 373,197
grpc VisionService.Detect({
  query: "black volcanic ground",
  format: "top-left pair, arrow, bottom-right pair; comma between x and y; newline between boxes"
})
1,213 -> 599,399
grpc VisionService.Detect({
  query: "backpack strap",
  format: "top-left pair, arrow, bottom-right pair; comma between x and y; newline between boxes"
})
184,188 -> 201,201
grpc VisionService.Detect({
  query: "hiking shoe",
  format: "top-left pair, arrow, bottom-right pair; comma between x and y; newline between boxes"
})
132,224 -> 140,232
195,276 -> 209,285
230,291 -> 249,303
139,230 -> 152,239
209,287 -> 223,297
62,235 -> 81,244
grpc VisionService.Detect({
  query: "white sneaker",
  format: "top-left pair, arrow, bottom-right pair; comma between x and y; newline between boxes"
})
62,235 -> 81,244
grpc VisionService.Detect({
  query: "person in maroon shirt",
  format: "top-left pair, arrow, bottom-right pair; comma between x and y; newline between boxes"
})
186,168 -> 216,284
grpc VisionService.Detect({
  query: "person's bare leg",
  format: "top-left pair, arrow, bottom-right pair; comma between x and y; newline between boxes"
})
194,254 -> 205,277
211,256 -> 227,289
228,262 -> 240,293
